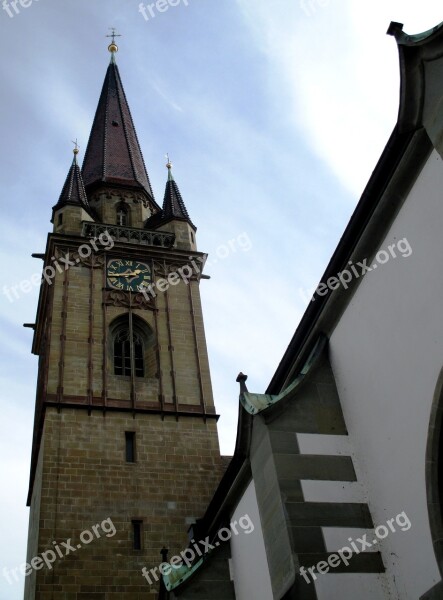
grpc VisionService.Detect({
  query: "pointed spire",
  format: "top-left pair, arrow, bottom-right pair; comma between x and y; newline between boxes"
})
145,159 -> 195,231
81,50 -> 158,207
53,148 -> 90,214
162,160 -> 194,226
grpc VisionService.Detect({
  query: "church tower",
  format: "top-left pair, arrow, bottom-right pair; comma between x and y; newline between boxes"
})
24,38 -> 223,600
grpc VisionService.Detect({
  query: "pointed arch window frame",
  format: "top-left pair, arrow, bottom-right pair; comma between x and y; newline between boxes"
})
110,314 -> 154,381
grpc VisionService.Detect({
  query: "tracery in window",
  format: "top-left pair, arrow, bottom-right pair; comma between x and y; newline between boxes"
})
113,328 -> 145,377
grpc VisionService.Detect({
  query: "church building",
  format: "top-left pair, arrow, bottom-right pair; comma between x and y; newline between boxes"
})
25,18 -> 443,600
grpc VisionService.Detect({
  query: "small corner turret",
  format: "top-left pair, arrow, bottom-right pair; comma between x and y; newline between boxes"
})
51,146 -> 94,235
145,159 -> 197,251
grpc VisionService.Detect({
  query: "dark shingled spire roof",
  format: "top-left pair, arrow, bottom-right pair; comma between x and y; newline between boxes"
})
53,152 -> 91,215
163,168 -> 193,222
82,59 -> 157,205
146,166 -> 195,230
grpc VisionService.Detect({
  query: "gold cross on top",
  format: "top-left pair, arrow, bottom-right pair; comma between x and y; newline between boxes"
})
106,28 -> 122,44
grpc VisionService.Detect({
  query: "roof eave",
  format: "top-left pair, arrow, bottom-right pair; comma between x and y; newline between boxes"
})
84,179 -> 161,212
146,214 -> 197,232
387,20 -> 443,47
388,20 -> 443,136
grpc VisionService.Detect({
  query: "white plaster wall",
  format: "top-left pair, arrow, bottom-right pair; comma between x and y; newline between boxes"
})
322,527 -> 378,552
297,432 -> 353,456
297,432 -> 393,597
315,574 -> 390,599
330,149 -> 443,599
301,479 -> 366,503
298,433 -> 367,502
230,480 -> 273,600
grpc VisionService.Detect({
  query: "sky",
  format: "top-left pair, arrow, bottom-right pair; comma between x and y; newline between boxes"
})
1,0 -> 442,597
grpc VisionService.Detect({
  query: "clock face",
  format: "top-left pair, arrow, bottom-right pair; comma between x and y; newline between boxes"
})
107,259 -> 152,292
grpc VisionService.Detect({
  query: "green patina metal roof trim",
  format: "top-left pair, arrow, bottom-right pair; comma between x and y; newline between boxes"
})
239,334 -> 327,415
387,20 -> 443,45
163,556 -> 205,592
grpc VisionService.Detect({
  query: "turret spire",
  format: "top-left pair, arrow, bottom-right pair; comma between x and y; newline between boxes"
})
162,159 -> 194,227
52,147 -> 91,219
144,159 -> 195,231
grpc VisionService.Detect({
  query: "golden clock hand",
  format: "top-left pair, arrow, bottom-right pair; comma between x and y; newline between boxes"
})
118,271 -> 141,277
129,269 -> 149,276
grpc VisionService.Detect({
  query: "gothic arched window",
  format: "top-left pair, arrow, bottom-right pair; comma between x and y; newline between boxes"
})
110,315 -> 155,380
113,329 -> 145,377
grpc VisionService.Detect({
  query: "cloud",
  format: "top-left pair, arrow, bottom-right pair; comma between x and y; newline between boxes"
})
235,0 -> 443,198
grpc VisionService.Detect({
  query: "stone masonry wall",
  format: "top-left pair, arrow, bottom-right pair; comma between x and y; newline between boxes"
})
31,408 -> 224,600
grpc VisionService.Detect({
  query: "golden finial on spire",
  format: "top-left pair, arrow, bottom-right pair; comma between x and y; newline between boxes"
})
106,28 -> 121,54
72,139 -> 80,157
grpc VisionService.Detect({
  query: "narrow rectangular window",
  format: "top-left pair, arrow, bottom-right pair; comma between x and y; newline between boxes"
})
125,432 -> 136,463
58,213 -> 63,225
132,520 -> 143,550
